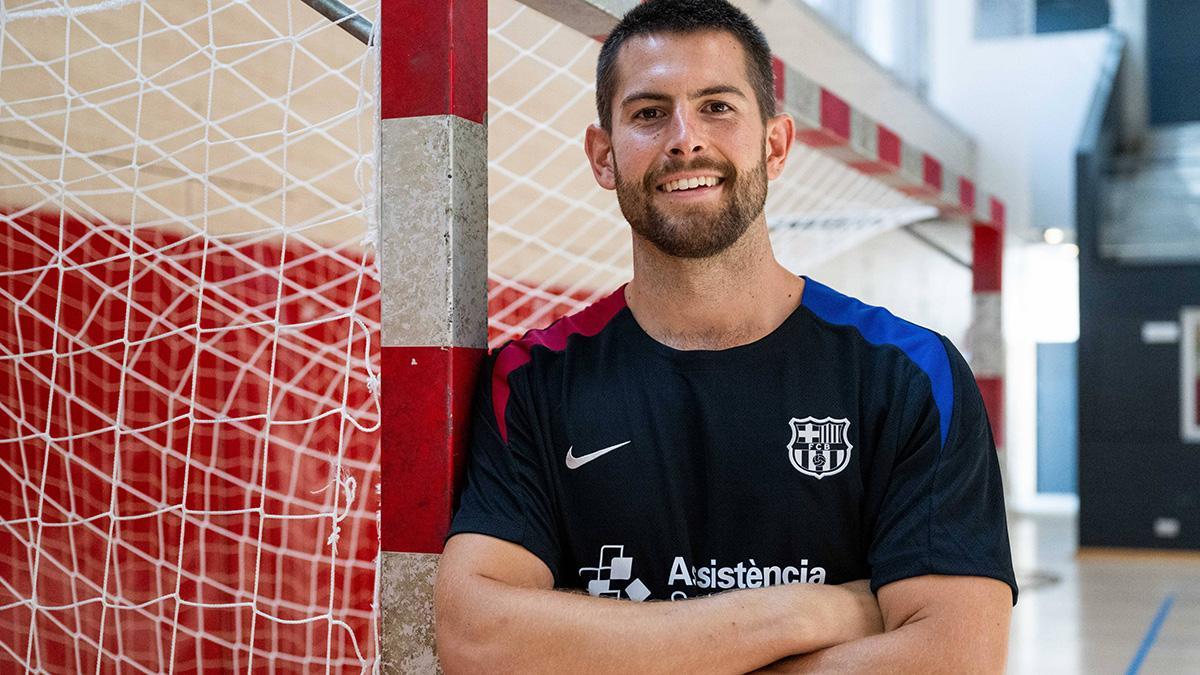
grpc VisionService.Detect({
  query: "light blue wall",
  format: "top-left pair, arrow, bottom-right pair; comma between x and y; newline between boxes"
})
1037,341 -> 1078,494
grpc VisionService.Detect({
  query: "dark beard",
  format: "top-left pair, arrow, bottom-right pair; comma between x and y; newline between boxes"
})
614,153 -> 768,259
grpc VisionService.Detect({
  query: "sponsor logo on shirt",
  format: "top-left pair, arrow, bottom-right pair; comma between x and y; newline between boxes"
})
787,416 -> 853,479
579,545 -> 651,601
579,546 -> 826,601
666,556 -> 827,600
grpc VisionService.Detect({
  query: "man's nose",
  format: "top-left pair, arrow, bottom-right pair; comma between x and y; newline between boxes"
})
666,109 -> 705,157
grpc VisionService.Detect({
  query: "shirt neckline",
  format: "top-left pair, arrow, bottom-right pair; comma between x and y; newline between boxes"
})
617,275 -> 812,369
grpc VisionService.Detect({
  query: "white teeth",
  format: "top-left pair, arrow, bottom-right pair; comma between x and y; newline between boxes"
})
662,176 -> 721,192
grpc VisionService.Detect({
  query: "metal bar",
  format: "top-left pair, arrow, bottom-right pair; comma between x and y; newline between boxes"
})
297,0 -> 373,45
0,135 -> 274,196
901,223 -> 972,270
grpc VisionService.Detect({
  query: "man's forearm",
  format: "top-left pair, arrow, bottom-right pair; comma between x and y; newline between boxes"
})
753,576 -> 1013,674
753,614 -> 1008,674
436,576 -> 871,674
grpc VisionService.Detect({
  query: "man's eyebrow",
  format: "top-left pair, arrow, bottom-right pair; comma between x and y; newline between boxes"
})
619,91 -> 670,108
619,85 -> 748,108
690,85 -> 747,100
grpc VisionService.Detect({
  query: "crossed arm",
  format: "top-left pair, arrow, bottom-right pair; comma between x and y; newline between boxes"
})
434,533 -> 1012,674
751,573 -> 1011,673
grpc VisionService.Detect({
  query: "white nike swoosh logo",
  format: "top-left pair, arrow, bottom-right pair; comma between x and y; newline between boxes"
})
565,441 -> 632,470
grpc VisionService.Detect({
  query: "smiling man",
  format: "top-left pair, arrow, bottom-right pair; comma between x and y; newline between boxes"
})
434,1 -> 1017,672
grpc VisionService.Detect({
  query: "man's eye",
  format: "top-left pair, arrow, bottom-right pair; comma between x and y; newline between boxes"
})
634,109 -> 663,120
706,102 -> 732,113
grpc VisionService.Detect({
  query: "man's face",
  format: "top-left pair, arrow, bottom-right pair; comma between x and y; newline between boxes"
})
600,30 -> 774,259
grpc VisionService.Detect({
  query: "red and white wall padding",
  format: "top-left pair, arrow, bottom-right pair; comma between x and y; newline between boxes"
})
378,0 -> 487,669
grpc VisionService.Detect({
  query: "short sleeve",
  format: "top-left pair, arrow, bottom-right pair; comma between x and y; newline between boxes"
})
868,335 -> 1018,604
446,353 -> 562,579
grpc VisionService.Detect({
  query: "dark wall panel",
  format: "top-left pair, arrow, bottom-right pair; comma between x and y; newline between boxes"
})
1078,263 -> 1200,549
1079,442 -> 1200,548
1147,0 -> 1200,125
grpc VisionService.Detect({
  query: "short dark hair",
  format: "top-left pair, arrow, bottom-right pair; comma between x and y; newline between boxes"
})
595,0 -> 776,132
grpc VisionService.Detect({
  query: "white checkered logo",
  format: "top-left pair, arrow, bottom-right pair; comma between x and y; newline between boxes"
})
578,545 -> 650,602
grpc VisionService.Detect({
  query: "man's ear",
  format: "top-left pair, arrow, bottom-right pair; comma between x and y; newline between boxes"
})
584,123 -> 617,190
764,113 -> 795,181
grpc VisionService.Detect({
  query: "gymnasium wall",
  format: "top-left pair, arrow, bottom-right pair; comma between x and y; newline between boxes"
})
1074,58 -> 1200,548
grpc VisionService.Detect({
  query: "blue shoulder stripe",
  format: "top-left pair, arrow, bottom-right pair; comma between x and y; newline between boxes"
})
801,277 -> 954,448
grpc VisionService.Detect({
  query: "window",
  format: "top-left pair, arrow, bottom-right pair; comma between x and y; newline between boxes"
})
799,0 -> 930,97
803,0 -> 858,37
975,0 -> 1033,38
976,0 -> 1111,38
1035,0 -> 1110,34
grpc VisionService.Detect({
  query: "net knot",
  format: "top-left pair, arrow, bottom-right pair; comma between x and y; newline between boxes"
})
312,470 -> 358,555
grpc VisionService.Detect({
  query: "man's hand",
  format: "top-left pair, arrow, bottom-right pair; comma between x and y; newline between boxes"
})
831,580 -> 884,642
752,580 -> 881,673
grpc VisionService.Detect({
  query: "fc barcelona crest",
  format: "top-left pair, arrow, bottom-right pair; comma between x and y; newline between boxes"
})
787,417 -> 853,479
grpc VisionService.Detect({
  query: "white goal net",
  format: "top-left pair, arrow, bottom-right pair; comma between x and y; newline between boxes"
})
0,1 -> 380,671
1,0 -> 974,671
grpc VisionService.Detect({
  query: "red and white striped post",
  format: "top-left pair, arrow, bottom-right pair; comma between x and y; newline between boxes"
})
377,1 -> 487,671
970,197 -> 1006,454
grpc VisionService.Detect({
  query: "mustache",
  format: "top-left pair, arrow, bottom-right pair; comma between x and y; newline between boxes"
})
642,157 -> 736,191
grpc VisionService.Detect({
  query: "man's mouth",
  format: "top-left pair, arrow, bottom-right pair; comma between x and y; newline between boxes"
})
656,176 -> 725,193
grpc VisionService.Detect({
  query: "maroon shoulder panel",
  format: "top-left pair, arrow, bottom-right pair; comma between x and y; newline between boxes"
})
491,286 -> 628,443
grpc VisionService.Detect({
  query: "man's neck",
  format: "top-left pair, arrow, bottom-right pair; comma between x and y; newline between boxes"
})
625,220 -> 805,351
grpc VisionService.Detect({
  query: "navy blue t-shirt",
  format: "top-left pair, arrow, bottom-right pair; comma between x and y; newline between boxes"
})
448,277 -> 1017,603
